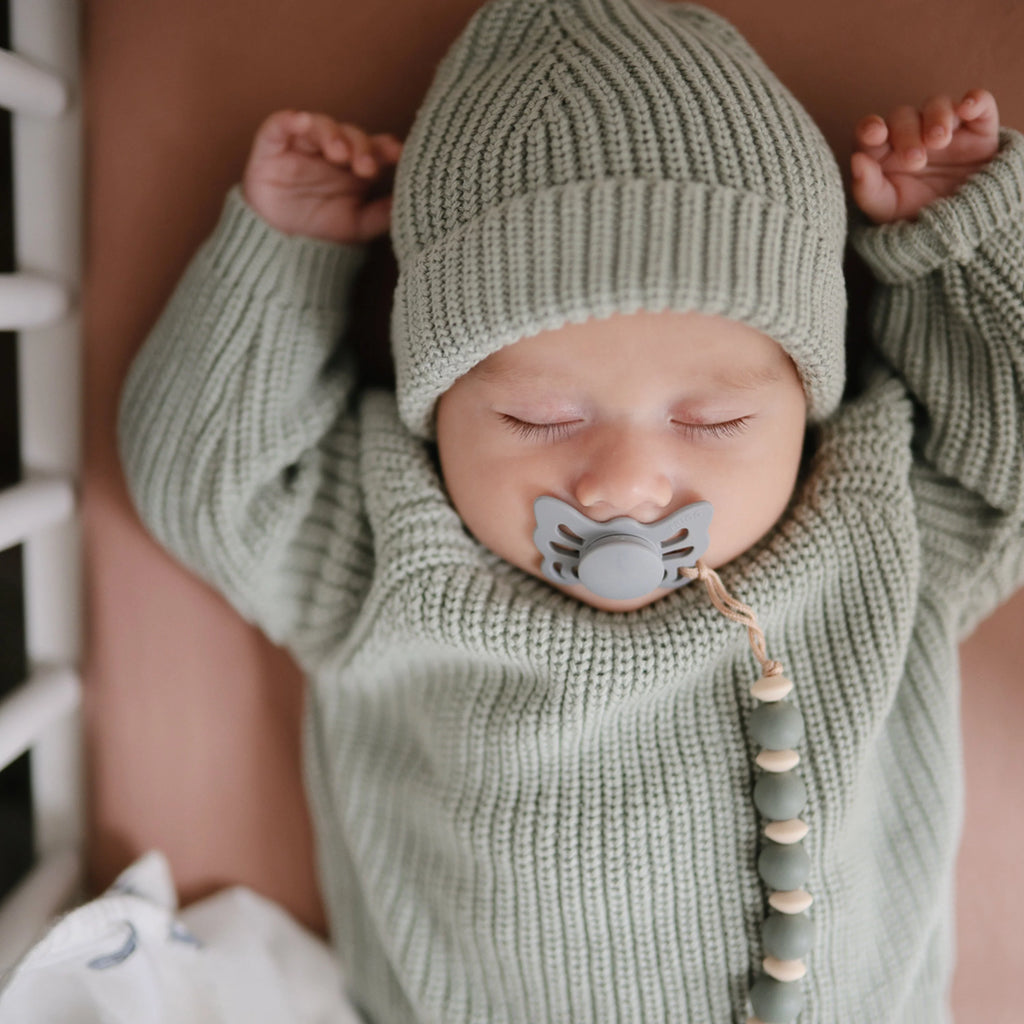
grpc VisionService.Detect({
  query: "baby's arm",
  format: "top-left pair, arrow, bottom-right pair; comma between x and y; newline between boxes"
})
849,90 -> 1024,631
119,113 -> 400,664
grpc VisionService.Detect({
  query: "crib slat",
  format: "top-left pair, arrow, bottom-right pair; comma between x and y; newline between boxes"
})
0,665 -> 81,773
0,46 -> 68,116
0,476 -> 75,553
0,848 -> 81,970
0,271 -> 71,330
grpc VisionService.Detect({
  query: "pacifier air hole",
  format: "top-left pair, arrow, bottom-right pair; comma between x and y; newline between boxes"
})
661,527 -> 694,558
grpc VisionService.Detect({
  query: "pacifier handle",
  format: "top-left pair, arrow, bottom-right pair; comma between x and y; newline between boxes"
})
577,533 -> 667,601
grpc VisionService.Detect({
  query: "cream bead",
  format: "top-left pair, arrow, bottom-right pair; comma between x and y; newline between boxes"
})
755,748 -> 800,772
763,956 -> 807,982
751,675 -> 793,701
768,889 -> 814,914
765,818 -> 809,844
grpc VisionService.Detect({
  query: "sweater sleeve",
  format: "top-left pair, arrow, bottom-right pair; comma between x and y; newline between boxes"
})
850,128 -> 1024,634
117,188 -> 375,665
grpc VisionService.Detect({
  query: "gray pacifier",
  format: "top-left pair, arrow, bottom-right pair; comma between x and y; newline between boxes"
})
533,496 -> 713,601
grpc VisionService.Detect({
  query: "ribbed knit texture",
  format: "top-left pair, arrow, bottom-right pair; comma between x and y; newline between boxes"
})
118,122 -> 1024,1022
390,0 -> 848,437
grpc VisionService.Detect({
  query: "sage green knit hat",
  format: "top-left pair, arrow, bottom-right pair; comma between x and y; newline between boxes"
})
390,0 -> 847,438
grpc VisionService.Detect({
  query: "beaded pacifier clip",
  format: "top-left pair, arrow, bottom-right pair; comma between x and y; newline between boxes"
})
679,562 -> 813,1024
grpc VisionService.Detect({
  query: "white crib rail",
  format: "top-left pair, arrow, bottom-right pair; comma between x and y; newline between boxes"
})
0,0 -> 82,967
0,272 -> 70,330
0,45 -> 68,116
0,475 -> 74,552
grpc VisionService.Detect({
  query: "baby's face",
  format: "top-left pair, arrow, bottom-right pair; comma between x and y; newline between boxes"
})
436,310 -> 808,611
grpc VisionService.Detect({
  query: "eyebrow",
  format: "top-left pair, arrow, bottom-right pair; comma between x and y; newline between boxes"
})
470,362 -> 553,386
708,362 -> 786,391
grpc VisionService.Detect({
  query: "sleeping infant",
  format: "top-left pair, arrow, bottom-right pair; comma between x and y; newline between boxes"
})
115,1 -> 1024,1021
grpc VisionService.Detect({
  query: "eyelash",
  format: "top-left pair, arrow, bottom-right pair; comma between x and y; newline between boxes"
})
671,416 -> 751,440
499,414 -> 752,441
499,414 -> 580,440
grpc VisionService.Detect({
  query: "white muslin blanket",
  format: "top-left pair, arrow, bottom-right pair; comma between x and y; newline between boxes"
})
0,851 -> 363,1023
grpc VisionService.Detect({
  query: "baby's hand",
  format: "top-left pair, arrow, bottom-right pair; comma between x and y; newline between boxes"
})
242,110 -> 403,244
851,89 -> 999,224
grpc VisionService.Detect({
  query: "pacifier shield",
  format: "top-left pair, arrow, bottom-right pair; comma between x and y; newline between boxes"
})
533,496 -> 713,601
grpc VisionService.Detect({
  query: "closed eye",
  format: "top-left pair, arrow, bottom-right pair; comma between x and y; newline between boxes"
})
499,413 -> 582,441
672,416 -> 751,440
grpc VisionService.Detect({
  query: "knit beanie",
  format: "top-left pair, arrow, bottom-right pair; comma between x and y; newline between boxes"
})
390,0 -> 848,438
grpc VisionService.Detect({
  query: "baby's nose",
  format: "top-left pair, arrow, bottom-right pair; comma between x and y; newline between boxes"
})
573,431 -> 674,518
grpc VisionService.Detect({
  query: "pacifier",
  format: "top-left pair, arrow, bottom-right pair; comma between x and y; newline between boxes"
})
533,495 -> 713,601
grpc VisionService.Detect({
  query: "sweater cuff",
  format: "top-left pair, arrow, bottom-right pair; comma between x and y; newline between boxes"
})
200,186 -> 367,307
850,127 -> 1024,285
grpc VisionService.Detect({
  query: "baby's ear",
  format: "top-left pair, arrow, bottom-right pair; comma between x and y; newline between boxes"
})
662,3 -> 766,70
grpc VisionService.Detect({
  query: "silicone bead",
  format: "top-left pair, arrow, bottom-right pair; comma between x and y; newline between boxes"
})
753,771 -> 807,820
762,911 -> 814,960
758,840 -> 811,891
749,975 -> 803,1023
751,675 -> 793,702
755,749 -> 800,773
769,889 -> 813,914
765,818 -> 809,845
749,701 -> 804,750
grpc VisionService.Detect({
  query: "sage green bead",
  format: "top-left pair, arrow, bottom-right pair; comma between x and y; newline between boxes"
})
753,770 -> 807,820
758,839 -> 811,890
749,700 -> 805,750
750,975 -> 803,1022
762,911 -> 814,960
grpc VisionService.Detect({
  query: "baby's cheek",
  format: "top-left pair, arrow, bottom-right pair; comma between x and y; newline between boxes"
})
691,470 -> 773,567
449,464 -> 538,572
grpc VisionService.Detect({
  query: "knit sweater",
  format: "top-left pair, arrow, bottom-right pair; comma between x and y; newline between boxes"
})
118,130 -> 1024,1023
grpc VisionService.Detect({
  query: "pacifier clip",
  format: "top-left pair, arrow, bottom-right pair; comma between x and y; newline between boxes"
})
534,497 -> 813,1022
679,561 -> 812,1024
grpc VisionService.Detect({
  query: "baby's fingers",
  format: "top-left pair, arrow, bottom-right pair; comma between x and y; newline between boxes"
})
850,151 -> 899,224
921,95 -> 956,149
328,123 -> 380,177
329,128 -> 402,179
251,111 -> 354,164
853,114 -> 890,161
250,109 -> 314,160
956,88 -> 999,137
886,105 -> 929,170
370,133 -> 403,164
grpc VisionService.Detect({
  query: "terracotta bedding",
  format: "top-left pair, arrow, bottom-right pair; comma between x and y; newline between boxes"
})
82,1 -> 1024,1018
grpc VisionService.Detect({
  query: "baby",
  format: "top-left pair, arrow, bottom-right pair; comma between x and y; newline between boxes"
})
118,0 -> 1024,1021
